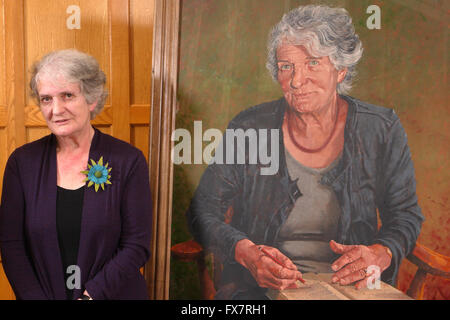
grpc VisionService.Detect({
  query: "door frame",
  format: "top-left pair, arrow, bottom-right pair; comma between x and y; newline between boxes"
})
145,0 -> 180,300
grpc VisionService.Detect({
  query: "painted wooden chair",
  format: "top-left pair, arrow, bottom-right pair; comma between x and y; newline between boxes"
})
171,239 -> 450,300
406,243 -> 450,299
171,239 -> 218,299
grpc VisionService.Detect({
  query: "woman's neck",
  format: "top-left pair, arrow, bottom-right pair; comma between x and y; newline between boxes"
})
56,126 -> 95,154
288,95 -> 341,137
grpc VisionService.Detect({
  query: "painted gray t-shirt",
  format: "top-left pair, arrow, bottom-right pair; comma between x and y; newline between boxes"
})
276,149 -> 342,273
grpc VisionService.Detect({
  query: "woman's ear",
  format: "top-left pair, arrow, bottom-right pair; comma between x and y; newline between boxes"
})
337,67 -> 347,83
88,100 -> 98,113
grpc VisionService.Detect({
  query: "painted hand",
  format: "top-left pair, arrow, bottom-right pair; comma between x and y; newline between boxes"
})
329,240 -> 392,289
234,239 -> 303,290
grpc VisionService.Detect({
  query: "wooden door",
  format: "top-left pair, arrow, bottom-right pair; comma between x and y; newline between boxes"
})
0,0 -> 154,299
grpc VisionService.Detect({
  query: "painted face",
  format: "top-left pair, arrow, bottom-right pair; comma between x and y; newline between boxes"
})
37,75 -> 96,138
276,44 -> 346,114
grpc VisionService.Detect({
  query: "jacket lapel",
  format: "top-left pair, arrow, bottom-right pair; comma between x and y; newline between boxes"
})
73,128 -> 101,299
74,128 -> 118,299
37,134 -> 67,299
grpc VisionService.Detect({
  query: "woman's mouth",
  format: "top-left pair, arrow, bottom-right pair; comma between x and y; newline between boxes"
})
54,119 -> 69,125
294,92 -> 315,98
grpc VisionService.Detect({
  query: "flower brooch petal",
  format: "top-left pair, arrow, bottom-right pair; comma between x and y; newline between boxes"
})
81,156 -> 112,192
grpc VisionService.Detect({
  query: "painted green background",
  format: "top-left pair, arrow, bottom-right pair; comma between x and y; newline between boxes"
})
170,0 -> 449,299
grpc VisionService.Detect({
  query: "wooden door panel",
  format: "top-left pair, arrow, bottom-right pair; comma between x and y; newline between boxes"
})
129,0 -> 153,161
0,259 -> 14,300
0,0 -> 5,108
26,127 -> 51,143
131,125 -> 150,162
130,0 -> 154,106
24,0 -> 111,107
0,128 -> 6,194
95,125 -> 111,136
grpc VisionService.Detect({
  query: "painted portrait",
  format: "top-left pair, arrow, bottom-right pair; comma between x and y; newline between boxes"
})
169,0 -> 449,300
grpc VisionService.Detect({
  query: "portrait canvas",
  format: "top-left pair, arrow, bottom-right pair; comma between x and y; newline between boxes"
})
169,0 -> 449,300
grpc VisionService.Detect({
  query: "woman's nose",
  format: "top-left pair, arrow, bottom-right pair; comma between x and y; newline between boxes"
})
290,67 -> 307,89
52,99 -> 65,114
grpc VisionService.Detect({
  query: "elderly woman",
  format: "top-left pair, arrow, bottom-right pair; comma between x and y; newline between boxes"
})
0,49 -> 152,300
186,5 -> 423,299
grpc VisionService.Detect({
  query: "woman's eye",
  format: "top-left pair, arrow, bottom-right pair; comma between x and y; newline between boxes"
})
279,64 -> 292,71
309,60 -> 319,66
64,93 -> 73,99
40,97 -> 51,104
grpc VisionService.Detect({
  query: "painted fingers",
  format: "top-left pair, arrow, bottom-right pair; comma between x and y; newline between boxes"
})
329,240 -> 382,289
247,244 -> 303,290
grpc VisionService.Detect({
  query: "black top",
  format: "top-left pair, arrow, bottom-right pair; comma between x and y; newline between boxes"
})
56,186 -> 84,300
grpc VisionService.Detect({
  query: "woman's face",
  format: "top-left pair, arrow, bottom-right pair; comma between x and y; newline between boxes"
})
37,75 -> 96,138
276,44 -> 346,114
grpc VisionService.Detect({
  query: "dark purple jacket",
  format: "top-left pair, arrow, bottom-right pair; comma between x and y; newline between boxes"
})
0,128 -> 152,300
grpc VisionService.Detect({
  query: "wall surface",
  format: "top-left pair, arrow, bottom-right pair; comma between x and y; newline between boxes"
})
171,0 -> 449,299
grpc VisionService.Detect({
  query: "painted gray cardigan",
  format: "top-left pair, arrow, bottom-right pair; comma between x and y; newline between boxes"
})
186,95 -> 424,299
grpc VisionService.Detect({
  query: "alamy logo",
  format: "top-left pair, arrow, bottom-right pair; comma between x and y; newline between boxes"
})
66,265 -> 81,290
366,265 -> 381,290
366,5 -> 381,30
171,121 -> 280,175
66,5 -> 81,30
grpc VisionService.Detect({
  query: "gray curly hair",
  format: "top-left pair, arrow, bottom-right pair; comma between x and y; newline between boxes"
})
30,49 -> 108,119
267,5 -> 363,94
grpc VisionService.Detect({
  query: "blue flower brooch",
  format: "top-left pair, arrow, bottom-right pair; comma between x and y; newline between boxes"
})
81,156 -> 112,192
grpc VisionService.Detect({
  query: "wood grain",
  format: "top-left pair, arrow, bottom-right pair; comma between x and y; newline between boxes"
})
0,107 -> 6,127
24,0 -> 111,106
131,125 -> 149,162
1,0 -> 26,298
130,0 -> 154,105
145,0 -> 180,300
109,0 -> 130,142
0,128 -> 6,199
130,105 -> 151,124
0,261 -> 15,300
5,0 -> 26,153
26,127 -> 51,143
0,0 -> 5,107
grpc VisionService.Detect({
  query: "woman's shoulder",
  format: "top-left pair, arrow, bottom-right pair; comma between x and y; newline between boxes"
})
10,134 -> 53,159
228,97 -> 285,129
344,95 -> 406,143
345,95 -> 399,125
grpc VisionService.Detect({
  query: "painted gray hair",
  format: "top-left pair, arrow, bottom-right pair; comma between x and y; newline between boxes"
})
30,49 -> 108,119
267,5 -> 363,94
